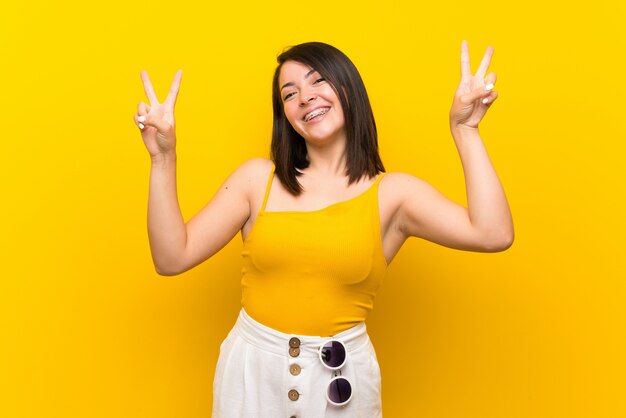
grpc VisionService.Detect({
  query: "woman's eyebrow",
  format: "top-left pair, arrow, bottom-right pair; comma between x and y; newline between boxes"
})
280,69 -> 318,91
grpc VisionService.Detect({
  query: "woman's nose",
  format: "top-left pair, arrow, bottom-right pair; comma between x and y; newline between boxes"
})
299,91 -> 316,106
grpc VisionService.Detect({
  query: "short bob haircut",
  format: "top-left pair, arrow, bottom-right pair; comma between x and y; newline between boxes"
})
271,42 -> 385,195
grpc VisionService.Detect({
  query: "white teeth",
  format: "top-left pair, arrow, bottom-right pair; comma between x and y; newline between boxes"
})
304,107 -> 329,122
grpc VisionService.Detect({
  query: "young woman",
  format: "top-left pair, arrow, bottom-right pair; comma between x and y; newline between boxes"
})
134,41 -> 513,417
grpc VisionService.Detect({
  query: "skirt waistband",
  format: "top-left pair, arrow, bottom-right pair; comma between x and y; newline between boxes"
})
235,308 -> 370,357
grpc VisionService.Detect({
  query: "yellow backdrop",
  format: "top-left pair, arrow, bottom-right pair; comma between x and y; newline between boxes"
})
1,0 -> 624,417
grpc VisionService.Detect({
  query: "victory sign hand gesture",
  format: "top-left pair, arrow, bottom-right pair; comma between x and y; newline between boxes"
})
449,41 -> 498,131
134,70 -> 183,159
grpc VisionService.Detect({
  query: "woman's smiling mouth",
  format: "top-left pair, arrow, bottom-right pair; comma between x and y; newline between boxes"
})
303,107 -> 331,122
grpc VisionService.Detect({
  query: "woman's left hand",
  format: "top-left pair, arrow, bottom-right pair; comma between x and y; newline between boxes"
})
449,40 -> 498,131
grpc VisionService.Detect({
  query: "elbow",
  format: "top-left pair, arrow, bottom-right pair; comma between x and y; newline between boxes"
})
153,249 -> 198,275
153,261 -> 182,277
493,234 -> 514,252
481,229 -> 515,253
155,267 -> 181,276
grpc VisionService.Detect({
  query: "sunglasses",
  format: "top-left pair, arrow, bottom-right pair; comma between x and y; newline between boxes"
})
318,339 -> 353,406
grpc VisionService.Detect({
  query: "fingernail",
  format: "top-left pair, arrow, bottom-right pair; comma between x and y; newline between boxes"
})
138,115 -> 146,123
485,83 -> 494,91
482,98 -> 489,104
139,123 -> 145,129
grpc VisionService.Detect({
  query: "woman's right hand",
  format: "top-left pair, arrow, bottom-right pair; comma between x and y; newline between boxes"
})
134,70 -> 182,159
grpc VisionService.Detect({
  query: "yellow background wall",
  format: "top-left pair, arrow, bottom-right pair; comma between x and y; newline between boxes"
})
1,0 -> 624,417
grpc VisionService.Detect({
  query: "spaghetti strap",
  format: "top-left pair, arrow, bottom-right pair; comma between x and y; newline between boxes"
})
374,171 -> 387,186
259,164 -> 275,213
369,171 -> 387,198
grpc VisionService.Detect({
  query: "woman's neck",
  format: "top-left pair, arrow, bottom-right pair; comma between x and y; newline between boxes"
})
303,136 -> 348,177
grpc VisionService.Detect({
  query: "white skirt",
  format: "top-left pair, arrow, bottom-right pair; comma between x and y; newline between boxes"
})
212,308 -> 383,417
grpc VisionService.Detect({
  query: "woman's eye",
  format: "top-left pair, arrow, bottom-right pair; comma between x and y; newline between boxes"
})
284,92 -> 295,100
314,77 -> 325,84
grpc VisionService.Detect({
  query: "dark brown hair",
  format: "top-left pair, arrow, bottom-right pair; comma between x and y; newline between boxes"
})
271,42 -> 385,195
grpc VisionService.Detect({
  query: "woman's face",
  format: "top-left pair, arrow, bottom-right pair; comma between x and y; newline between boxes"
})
278,60 -> 346,144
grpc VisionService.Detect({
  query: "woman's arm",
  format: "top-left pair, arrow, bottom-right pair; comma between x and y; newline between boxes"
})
453,126 -> 513,250
148,156 -> 259,276
394,128 -> 513,252
393,41 -> 513,252
135,70 -> 254,275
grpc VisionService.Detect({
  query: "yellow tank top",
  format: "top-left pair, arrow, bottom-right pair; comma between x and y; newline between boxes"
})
241,164 -> 388,336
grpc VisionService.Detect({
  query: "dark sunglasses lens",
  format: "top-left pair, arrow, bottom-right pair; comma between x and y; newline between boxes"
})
321,341 -> 346,368
328,377 -> 352,404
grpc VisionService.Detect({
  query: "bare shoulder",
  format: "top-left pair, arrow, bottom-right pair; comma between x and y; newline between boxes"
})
232,157 -> 273,179
378,170 -> 455,243
226,157 -> 273,196
379,171 -> 433,208
381,171 -> 431,189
